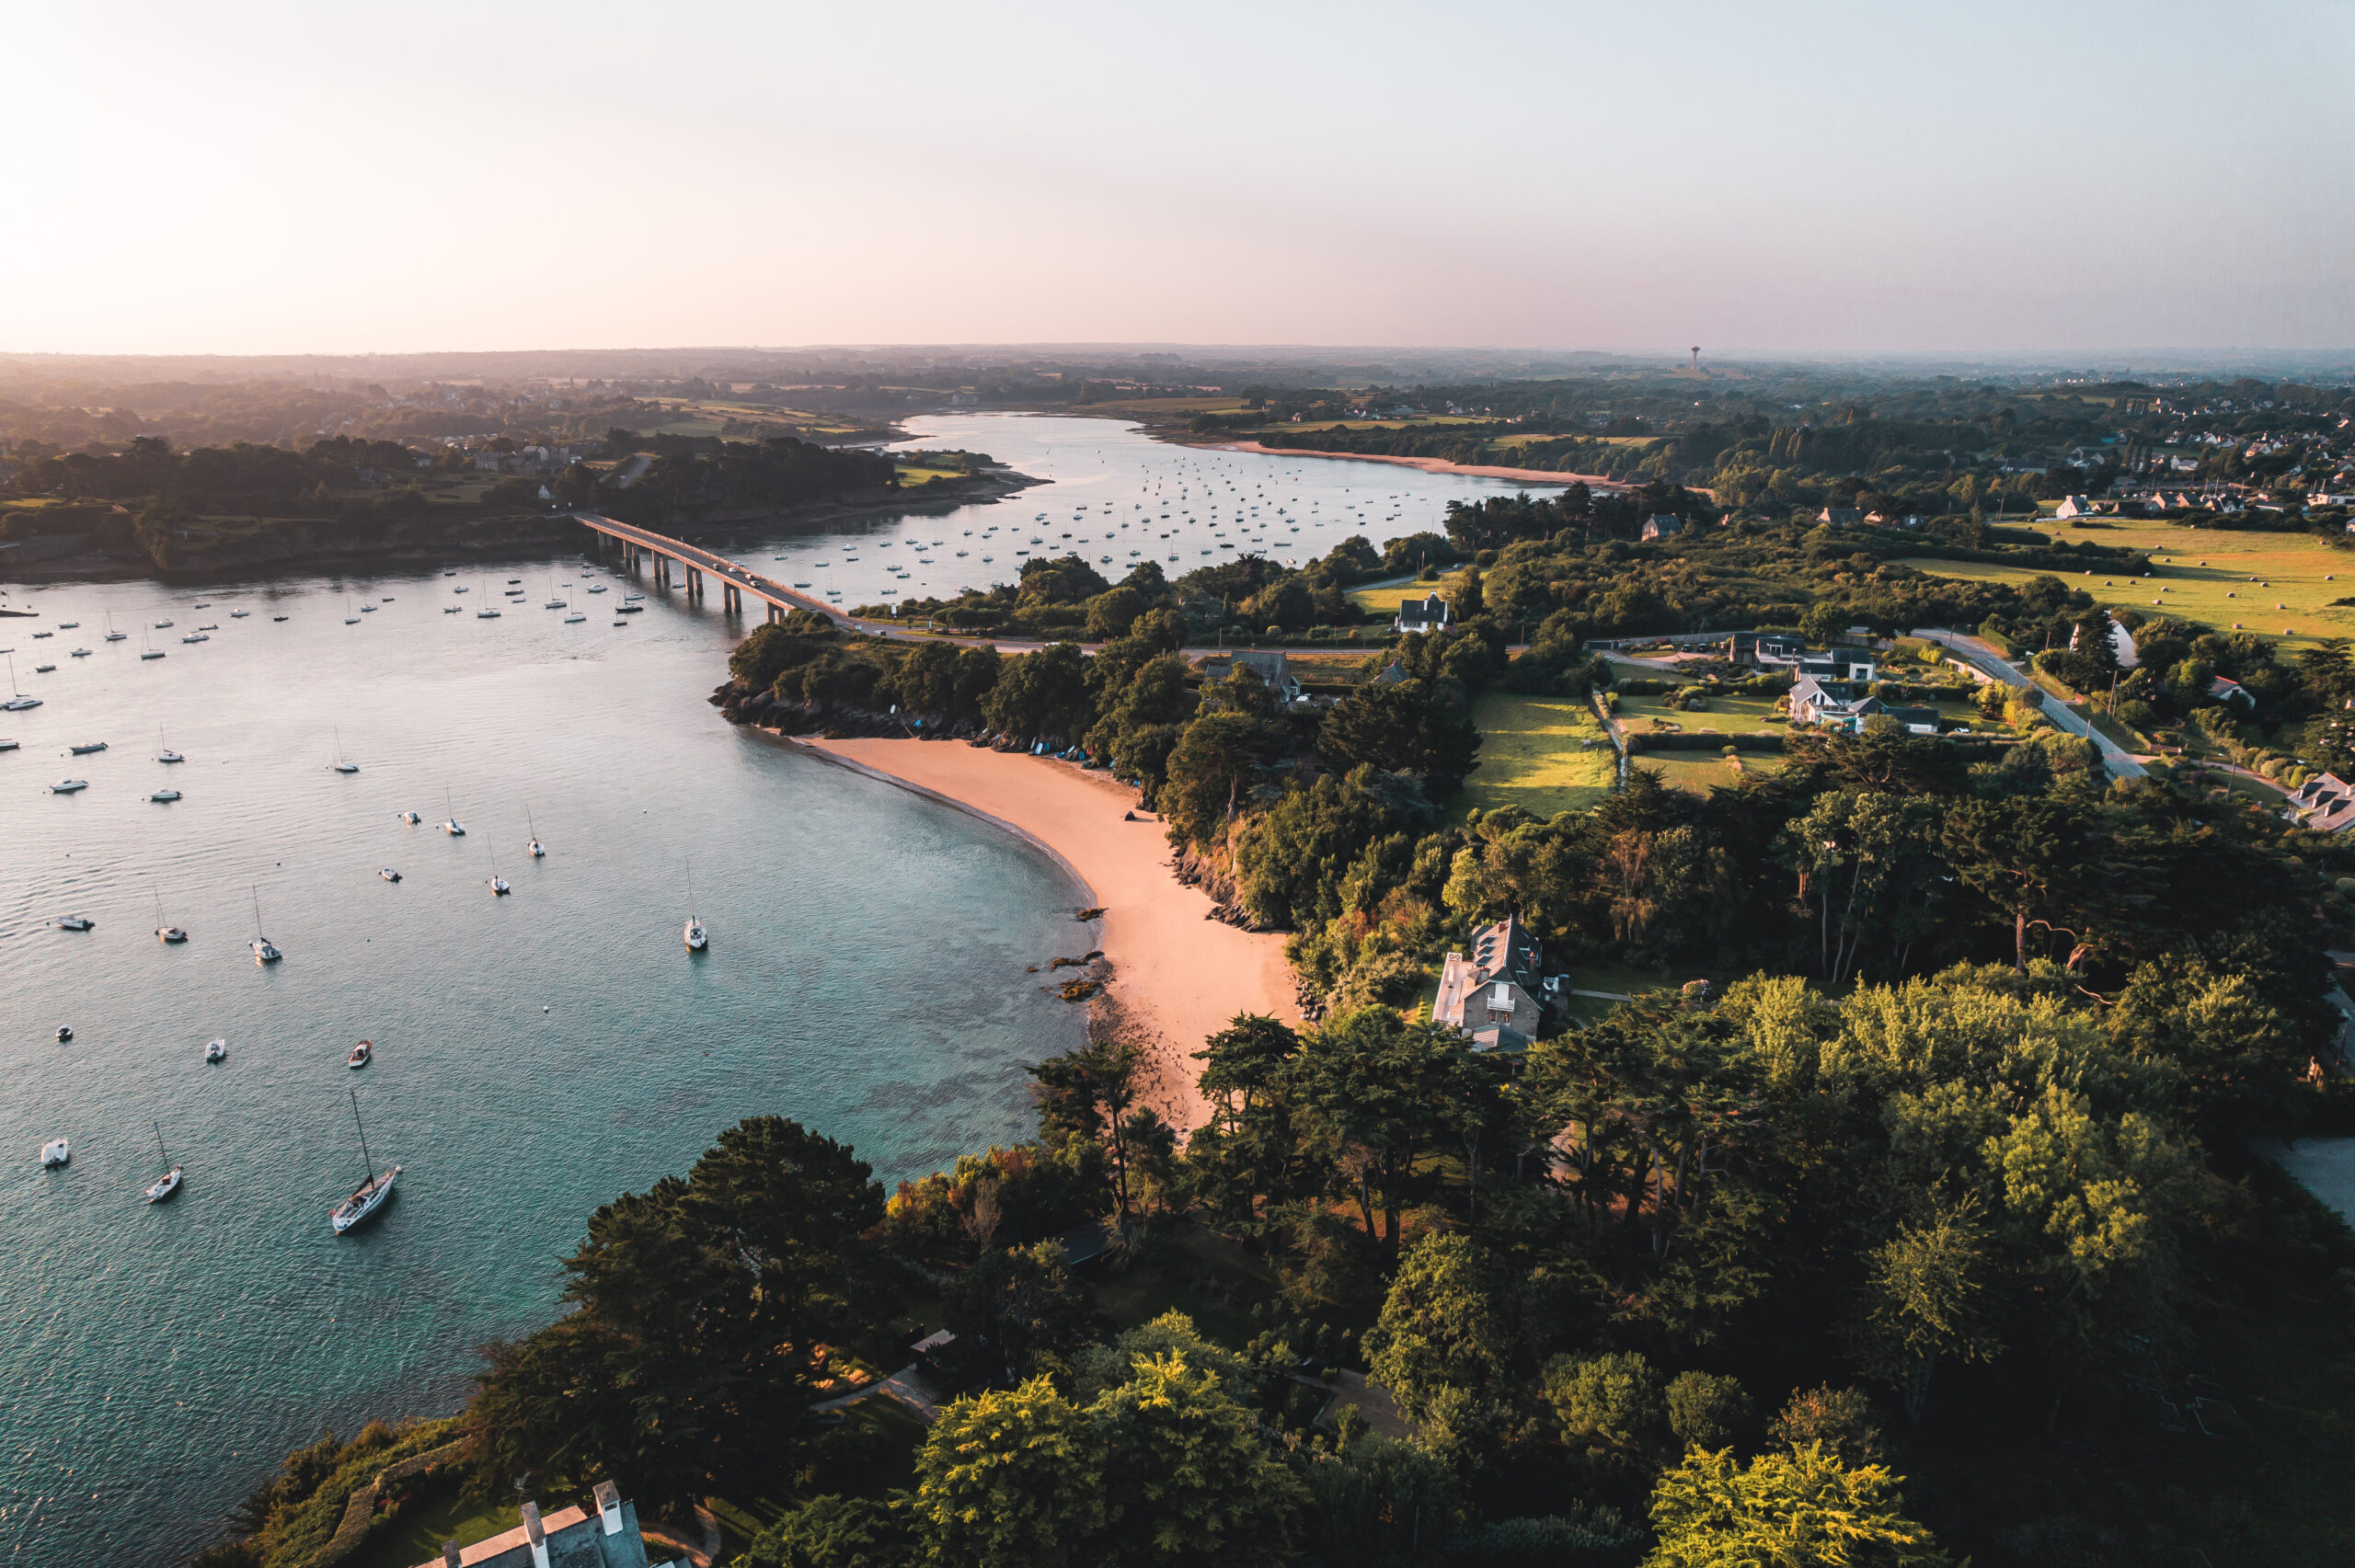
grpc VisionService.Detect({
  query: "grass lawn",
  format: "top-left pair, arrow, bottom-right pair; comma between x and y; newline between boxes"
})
343,1493 -> 519,1568
1637,750 -> 1785,796
1459,694 -> 1617,818
1900,519 -> 2355,652
893,465 -> 963,486
1614,690 -> 1787,734
1344,576 -> 1433,617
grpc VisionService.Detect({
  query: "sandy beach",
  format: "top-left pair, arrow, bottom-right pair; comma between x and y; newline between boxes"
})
796,737 -> 1296,1132
1215,439 -> 1628,489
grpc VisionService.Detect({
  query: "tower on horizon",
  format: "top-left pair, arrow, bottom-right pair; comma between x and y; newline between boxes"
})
1690,346 -> 1701,372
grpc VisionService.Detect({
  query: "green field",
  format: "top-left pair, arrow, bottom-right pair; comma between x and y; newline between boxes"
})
1344,577 -> 1436,616
1459,693 -> 1616,818
1614,689 -> 1787,734
1637,750 -> 1784,795
1901,519 -> 2355,651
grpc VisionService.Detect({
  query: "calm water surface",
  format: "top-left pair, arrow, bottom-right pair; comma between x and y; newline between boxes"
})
0,416 -> 1534,1561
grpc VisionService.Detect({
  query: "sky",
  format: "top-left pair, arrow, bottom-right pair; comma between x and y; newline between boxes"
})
5,0 -> 2349,357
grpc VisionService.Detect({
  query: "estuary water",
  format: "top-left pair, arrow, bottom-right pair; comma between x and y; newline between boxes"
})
0,415 -> 1536,1561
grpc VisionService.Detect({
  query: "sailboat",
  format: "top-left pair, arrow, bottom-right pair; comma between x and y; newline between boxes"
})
328,1088 -> 398,1233
344,596 -> 361,625
155,887 -> 187,944
440,786 -> 465,836
526,805 -> 545,858
488,846 -> 511,896
3,652 -> 40,710
684,862 -> 708,951
139,625 -> 165,660
249,887 -> 282,965
157,725 -> 184,763
103,612 -> 125,643
143,1122 -> 182,1204
328,726 -> 358,774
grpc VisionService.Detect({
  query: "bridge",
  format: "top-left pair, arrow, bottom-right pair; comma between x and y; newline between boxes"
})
572,511 -> 855,627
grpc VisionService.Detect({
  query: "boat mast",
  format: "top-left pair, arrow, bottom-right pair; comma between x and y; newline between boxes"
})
251,885 -> 262,940
350,1088 -> 375,1185
154,1119 -> 168,1167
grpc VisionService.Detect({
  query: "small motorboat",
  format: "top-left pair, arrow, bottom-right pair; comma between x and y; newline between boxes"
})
51,779 -> 87,793
40,1139 -> 69,1168
380,867 -> 402,882
55,915 -> 94,932
55,1025 -> 72,1042
70,741 -> 107,754
205,1039 -> 226,1062
397,810 -> 421,825
347,1039 -> 373,1070
151,788 -> 181,802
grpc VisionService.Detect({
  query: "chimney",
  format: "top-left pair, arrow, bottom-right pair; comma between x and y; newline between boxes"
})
442,1542 -> 462,1568
523,1500 -> 551,1568
595,1480 -> 624,1536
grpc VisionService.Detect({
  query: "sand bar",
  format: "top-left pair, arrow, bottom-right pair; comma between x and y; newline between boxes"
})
797,736 -> 1296,1131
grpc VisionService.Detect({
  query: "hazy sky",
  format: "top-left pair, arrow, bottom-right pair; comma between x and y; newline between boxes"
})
6,1 -> 2349,356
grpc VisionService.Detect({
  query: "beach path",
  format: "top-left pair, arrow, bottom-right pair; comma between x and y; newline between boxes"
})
802,738 -> 1296,1131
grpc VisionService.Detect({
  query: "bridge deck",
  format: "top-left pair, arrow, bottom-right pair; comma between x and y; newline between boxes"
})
573,511 -> 851,625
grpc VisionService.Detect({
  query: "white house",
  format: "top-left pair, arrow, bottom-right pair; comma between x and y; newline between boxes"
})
1395,592 -> 1452,635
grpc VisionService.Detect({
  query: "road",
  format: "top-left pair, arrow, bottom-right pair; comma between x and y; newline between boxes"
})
1910,627 -> 2145,780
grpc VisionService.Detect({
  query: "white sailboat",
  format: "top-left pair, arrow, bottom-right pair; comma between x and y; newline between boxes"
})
104,612 -> 125,643
328,726 -> 358,774
684,862 -> 708,951
440,786 -> 465,836
4,652 -> 40,710
249,887 -> 282,965
143,1122 -> 182,1204
155,887 -> 187,944
526,804 -> 545,858
329,1088 -> 399,1233
157,725 -> 184,763
139,625 -> 164,660
488,846 -> 511,896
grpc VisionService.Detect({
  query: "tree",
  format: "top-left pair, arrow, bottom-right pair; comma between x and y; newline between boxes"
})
909,1379 -> 1107,1568
741,1494 -> 909,1568
1543,1351 -> 1667,1464
1766,1386 -> 1888,1470
1316,678 -> 1482,797
1160,710 -> 1287,845
1849,1204 -> 2003,1424
1085,586 -> 1147,641
1645,1444 -> 1952,1568
944,1242 -> 1096,1382
982,642 -> 1091,744
465,1118 -> 885,1514
1093,1352 -> 1310,1567
1363,1234 -> 1513,1424
1665,1371 -> 1752,1451
1938,795 -> 2093,972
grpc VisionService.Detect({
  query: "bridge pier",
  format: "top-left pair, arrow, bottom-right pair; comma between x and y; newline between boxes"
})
685,566 -> 703,604
722,582 -> 741,615
766,601 -> 781,624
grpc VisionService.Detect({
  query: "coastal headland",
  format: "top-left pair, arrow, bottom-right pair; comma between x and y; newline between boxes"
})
791,736 -> 1297,1131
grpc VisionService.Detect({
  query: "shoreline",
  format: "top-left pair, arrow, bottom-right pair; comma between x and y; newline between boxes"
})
1210,439 -> 1630,490
783,735 -> 1298,1132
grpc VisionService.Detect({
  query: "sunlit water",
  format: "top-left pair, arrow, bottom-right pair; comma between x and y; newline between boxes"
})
0,416 -> 1535,1561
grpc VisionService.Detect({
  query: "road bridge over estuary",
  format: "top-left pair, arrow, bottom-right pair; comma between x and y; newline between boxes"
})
572,511 -> 855,626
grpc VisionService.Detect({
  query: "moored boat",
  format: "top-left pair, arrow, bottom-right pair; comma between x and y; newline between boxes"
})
329,1089 -> 398,1233
40,1138 -> 69,1168
348,1039 -> 373,1069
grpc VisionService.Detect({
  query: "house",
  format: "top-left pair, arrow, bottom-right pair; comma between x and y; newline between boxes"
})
1816,507 -> 1863,526
1227,649 -> 1303,704
1394,591 -> 1452,635
2209,675 -> 2255,711
1790,679 -> 1936,736
1795,648 -> 1877,684
1432,914 -> 1545,1051
426,1481 -> 661,1568
1735,632 -> 1810,669
1372,660 -> 1407,686
1641,514 -> 1683,541
2289,773 -> 2355,832
2053,495 -> 2099,519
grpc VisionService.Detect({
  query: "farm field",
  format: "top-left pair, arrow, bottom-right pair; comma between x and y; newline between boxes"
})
1900,520 -> 2355,652
1344,576 -> 1436,617
1459,693 -> 1616,818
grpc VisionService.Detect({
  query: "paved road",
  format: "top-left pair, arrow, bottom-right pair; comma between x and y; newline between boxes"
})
1910,627 -> 2144,780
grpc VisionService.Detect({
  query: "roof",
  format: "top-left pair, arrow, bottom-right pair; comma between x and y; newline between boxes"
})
426,1498 -> 652,1568
1396,591 -> 1451,629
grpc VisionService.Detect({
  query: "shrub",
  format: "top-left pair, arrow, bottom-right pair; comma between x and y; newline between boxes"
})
1442,1505 -> 1644,1567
